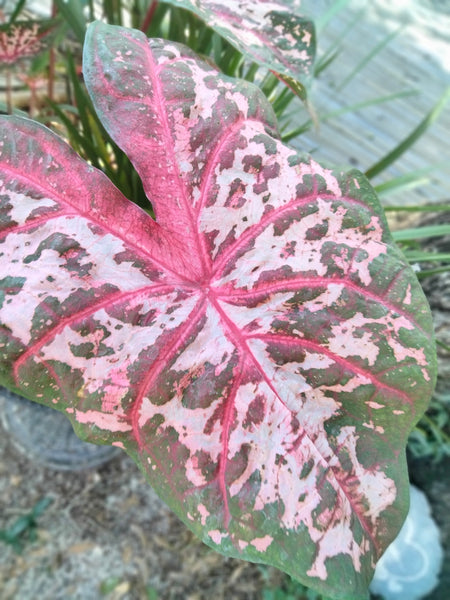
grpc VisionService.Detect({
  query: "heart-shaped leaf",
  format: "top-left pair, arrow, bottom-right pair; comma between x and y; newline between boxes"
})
160,0 -> 315,84
0,22 -> 436,599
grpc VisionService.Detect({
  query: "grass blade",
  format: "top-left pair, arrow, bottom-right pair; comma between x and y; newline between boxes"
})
314,9 -> 366,77
282,89 -> 418,142
383,203 -> 450,213
314,47 -> 340,77
393,224 -> 450,242
54,0 -> 87,42
403,251 -> 450,262
437,339 -> 450,353
47,100 -> 100,167
365,87 -> 450,179
374,164 -> 446,198
417,265 -> 450,279
8,0 -> 26,24
338,27 -> 402,91
65,52 -> 95,144
315,0 -> 353,33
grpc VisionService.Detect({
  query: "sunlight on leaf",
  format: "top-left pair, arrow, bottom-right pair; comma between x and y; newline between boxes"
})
160,0 -> 316,84
0,22 -> 436,600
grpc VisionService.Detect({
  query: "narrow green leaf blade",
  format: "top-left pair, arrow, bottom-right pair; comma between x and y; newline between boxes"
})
54,0 -> 87,42
393,224 -> 450,242
365,87 -> 450,180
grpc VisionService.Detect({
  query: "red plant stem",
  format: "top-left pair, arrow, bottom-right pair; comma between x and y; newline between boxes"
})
48,0 -> 57,103
140,0 -> 159,33
47,47 -> 55,102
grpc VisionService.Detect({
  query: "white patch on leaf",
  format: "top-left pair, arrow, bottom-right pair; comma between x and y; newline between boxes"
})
328,316 -> 380,366
1,187 -> 57,223
171,302 -> 235,372
74,409 -> 132,432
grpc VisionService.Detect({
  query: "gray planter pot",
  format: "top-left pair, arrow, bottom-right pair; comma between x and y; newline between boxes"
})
370,485 -> 443,600
0,386 -> 120,470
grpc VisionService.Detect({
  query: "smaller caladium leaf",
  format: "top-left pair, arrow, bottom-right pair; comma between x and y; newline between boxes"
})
0,22 -> 436,600
0,19 -> 60,66
160,0 -> 315,84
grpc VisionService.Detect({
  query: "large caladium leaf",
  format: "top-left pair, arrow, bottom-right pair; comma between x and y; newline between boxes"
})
0,22 -> 435,599
160,0 -> 315,84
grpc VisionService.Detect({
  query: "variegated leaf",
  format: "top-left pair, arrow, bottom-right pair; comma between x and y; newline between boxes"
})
160,0 -> 315,83
0,19 -> 60,65
0,22 -> 435,599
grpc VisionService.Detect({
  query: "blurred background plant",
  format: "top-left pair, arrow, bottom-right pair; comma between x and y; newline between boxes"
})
0,0 -> 449,597
0,496 -> 52,554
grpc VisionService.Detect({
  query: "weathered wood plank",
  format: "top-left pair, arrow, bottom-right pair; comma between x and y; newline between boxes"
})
292,0 -> 450,205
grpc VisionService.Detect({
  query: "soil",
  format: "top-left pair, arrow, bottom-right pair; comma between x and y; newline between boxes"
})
0,421 -> 282,600
0,403 -> 448,600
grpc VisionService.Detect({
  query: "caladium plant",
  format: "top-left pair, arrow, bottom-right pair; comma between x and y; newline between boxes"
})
0,21 -> 436,600
0,19 -> 59,65
159,0 -> 315,85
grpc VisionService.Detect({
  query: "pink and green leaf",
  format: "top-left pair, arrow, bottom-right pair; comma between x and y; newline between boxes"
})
0,22 -> 436,599
0,19 -> 60,66
159,0 -> 316,84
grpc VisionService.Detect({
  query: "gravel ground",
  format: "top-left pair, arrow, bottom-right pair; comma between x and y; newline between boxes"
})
0,415 -> 279,600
